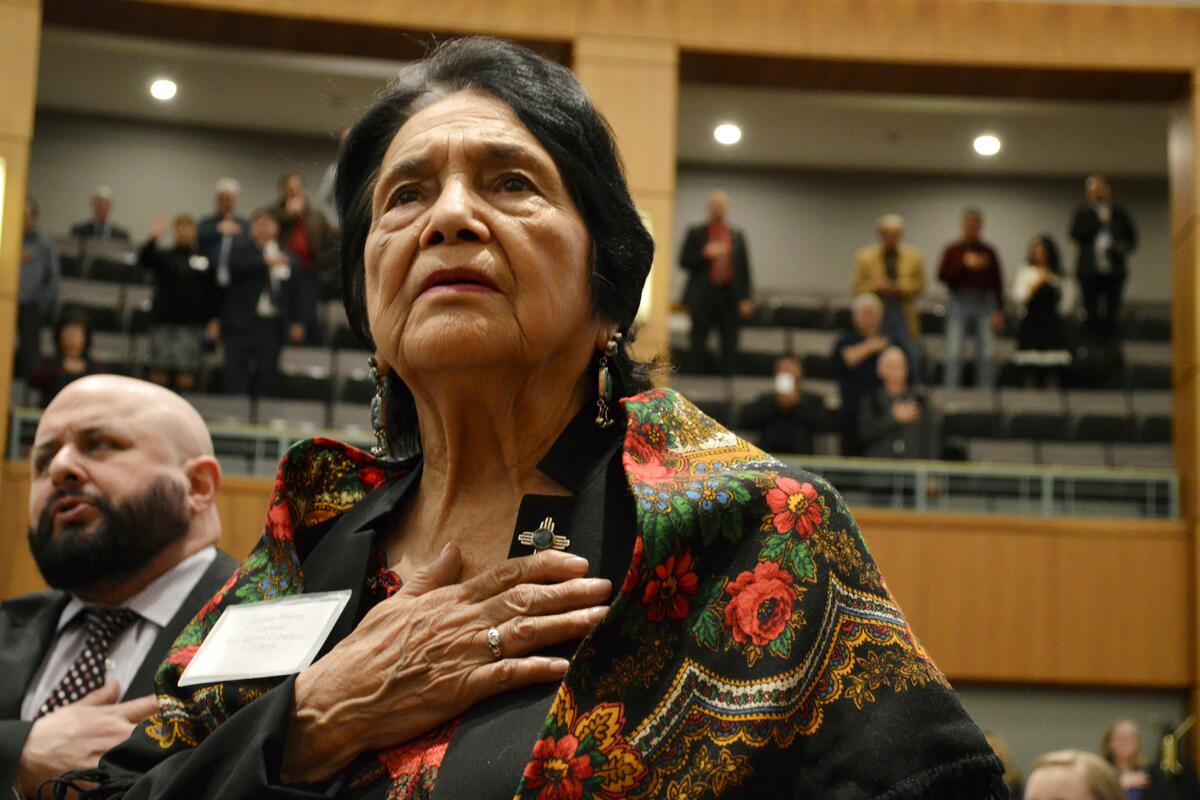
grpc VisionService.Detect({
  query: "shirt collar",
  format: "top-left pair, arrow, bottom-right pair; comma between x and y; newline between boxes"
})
57,546 -> 219,632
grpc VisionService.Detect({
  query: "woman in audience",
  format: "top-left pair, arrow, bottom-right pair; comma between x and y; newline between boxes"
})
58,38 -> 1004,800
1101,719 -> 1153,798
986,730 -> 1026,799
1010,234 -> 1071,388
1025,750 -> 1123,800
29,309 -> 103,405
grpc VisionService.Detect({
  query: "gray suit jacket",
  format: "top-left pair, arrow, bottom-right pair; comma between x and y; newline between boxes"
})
0,551 -> 237,792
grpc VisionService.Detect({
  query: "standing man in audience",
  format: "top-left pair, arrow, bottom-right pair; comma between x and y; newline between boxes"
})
220,208 -> 302,398
852,214 -> 925,380
832,293 -> 891,456
69,187 -> 130,243
17,197 -> 60,386
0,375 -> 237,797
679,190 -> 754,376
197,178 -> 250,349
938,207 -> 1005,390
1070,175 -> 1137,338
274,173 -> 335,341
738,356 -> 828,454
137,214 -> 221,392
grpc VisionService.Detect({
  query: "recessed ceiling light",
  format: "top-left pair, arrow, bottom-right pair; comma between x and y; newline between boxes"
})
714,123 -> 742,146
149,78 -> 177,102
973,133 -> 1001,157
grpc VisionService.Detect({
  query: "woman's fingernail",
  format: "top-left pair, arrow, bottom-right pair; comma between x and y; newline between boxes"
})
548,658 -> 570,675
585,606 -> 609,622
585,578 -> 613,595
565,555 -> 589,570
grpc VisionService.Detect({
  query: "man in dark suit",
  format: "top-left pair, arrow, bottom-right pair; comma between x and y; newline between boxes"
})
1,375 -> 237,797
68,187 -> 130,243
1070,174 -> 1138,337
679,190 -> 753,376
220,208 -> 304,398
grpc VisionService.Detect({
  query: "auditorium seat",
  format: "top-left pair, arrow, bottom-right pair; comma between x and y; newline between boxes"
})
800,353 -> 833,381
339,371 -> 376,404
1040,441 -> 1106,466
257,399 -> 328,430
273,368 -> 332,402
1140,414 -> 1172,443
280,346 -> 333,373
1129,315 -> 1171,343
919,308 -> 946,336
738,351 -> 778,377
770,304 -> 823,329
968,439 -> 1036,464
1131,391 -> 1172,417
332,402 -> 371,432
1127,363 -> 1172,390
1009,412 -> 1068,441
59,278 -> 123,310
1109,443 -> 1174,469
180,393 -> 252,425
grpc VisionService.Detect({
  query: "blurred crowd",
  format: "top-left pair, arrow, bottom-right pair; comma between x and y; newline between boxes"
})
682,176 -> 1141,460
989,719 -> 1199,800
18,166 -> 340,403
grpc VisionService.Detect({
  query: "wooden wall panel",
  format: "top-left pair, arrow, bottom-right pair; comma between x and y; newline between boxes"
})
572,37 -> 678,358
856,509 -> 1192,688
123,0 -> 1200,71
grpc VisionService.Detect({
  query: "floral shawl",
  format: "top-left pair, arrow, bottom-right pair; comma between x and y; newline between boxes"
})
69,388 -> 1005,799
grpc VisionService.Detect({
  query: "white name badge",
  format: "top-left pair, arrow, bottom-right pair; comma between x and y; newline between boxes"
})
178,590 -> 351,688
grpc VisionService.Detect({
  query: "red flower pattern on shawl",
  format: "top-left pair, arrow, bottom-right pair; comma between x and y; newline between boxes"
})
623,423 -> 677,484
620,537 -> 644,597
724,561 -> 798,646
765,477 -> 822,537
523,734 -> 595,800
642,551 -> 699,622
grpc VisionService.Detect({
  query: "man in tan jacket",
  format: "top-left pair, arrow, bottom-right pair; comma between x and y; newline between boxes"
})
852,214 -> 926,344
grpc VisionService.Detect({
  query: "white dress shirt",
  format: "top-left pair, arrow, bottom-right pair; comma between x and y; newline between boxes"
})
19,547 -> 218,721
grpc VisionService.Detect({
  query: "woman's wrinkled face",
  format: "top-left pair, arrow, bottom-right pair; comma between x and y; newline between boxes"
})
364,91 -> 598,385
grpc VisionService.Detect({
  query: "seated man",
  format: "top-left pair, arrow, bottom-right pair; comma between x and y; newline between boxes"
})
738,356 -> 828,454
858,346 -> 939,460
0,376 -> 237,797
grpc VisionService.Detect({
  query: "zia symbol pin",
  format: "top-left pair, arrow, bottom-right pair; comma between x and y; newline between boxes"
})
518,516 -> 571,552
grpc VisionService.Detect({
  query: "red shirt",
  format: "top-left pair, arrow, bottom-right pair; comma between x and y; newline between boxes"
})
706,222 -> 733,286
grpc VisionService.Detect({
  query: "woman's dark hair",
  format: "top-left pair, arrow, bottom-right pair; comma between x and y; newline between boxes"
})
54,307 -> 93,359
335,37 -> 656,455
1027,234 -> 1061,274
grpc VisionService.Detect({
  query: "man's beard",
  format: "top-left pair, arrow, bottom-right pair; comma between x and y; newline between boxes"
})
28,476 -> 191,594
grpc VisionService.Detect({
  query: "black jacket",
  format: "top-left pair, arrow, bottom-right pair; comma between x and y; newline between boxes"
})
0,551 -> 238,792
1069,204 -> 1138,280
136,240 -> 221,326
679,223 -> 752,307
219,239 -> 302,333
69,221 -> 131,243
738,391 -> 828,454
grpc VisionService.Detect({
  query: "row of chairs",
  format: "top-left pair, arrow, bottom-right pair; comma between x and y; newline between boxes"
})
745,297 -> 1172,343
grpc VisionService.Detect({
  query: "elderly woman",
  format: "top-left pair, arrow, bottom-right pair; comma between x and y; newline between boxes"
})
58,39 -> 1004,800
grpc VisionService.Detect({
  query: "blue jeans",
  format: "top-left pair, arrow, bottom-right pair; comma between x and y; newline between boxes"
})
944,291 -> 996,390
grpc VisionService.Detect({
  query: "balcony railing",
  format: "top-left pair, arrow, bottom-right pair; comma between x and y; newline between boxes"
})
10,408 -> 1178,520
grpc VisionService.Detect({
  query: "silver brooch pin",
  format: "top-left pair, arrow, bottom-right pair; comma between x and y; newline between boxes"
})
518,517 -> 571,552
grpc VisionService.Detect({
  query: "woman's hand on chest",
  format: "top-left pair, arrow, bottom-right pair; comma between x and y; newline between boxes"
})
280,545 -> 611,785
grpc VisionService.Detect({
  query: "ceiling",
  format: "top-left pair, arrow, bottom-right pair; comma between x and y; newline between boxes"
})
37,27 -> 1170,177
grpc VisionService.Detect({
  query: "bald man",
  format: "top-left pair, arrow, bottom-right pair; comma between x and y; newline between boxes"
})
0,376 -> 237,797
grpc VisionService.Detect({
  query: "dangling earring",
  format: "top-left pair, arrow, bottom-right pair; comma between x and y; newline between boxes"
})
368,356 -> 389,457
595,332 -> 622,429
